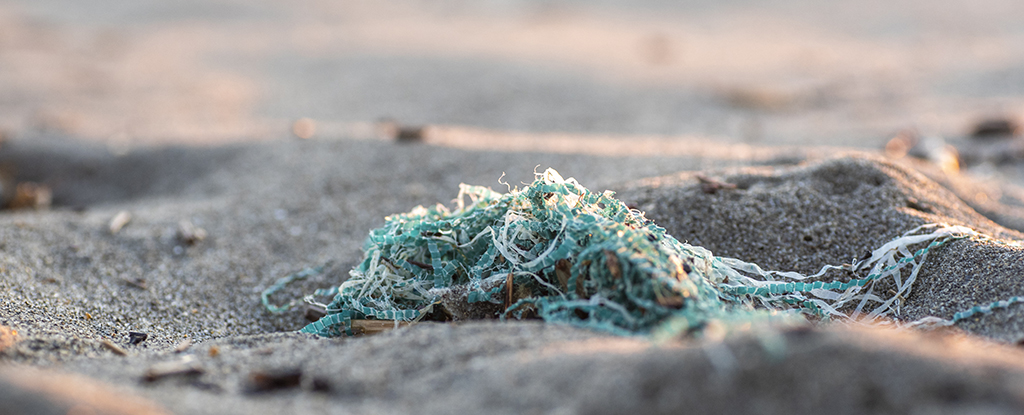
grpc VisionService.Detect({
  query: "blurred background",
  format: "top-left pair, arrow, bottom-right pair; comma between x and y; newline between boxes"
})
0,0 -> 1022,149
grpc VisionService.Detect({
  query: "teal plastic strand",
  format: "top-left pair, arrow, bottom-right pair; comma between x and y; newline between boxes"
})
293,169 -> 770,336
952,296 -> 1024,323
261,262 -> 331,313
265,169 -> 1023,338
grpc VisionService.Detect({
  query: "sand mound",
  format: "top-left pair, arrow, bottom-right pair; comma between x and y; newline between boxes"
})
619,153 -> 1024,341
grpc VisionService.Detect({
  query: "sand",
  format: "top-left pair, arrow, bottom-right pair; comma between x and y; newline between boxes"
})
1,134 -> 1024,414
0,135 -> 734,355
2,0 -> 1024,413
619,154 -> 1024,341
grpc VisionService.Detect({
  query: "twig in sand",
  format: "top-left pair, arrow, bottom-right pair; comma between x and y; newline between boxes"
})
245,368 -> 303,393
143,356 -> 204,382
100,339 -> 128,356
123,277 -> 148,289
696,174 -> 737,194
350,319 -> 409,335
506,273 -> 513,309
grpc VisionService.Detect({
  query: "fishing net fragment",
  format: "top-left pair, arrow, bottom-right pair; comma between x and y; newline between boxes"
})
261,168 -> 1016,337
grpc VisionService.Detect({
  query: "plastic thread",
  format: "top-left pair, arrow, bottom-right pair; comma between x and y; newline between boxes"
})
261,169 -> 1024,337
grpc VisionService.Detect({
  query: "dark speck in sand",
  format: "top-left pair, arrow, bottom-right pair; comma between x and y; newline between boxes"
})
971,117 -> 1020,139
245,368 -> 303,394
128,332 -> 148,345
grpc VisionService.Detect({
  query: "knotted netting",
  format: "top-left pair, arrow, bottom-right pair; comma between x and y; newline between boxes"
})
262,168 -> 1018,337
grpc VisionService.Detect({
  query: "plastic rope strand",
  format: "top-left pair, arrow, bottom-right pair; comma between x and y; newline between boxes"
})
260,262 -> 333,313
264,169 -> 1022,338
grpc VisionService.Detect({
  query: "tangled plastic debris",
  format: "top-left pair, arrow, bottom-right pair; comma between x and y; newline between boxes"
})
261,168 -> 1019,337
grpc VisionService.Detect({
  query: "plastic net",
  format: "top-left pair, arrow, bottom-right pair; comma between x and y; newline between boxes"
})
262,168 -> 1017,337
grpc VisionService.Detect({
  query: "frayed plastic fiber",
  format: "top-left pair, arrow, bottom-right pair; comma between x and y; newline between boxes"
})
287,168 -> 789,336
262,168 -> 1019,337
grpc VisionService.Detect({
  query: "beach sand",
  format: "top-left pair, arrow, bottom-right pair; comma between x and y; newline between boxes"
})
1,135 -> 1024,414
2,0 -> 1024,413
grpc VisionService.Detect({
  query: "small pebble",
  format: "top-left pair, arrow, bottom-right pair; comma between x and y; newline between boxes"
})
0,325 -> 17,352
304,305 -> 327,322
292,118 -> 316,139
7,182 -> 52,210
109,211 -> 132,234
395,126 -> 425,142
377,118 -> 426,142
128,332 -> 148,345
884,130 -> 917,159
310,377 -> 333,393
173,339 -> 192,353
971,117 -> 1020,139
177,220 -> 207,245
